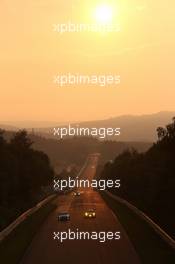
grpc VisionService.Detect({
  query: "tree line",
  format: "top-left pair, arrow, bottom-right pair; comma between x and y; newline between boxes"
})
100,118 -> 175,239
0,130 -> 54,231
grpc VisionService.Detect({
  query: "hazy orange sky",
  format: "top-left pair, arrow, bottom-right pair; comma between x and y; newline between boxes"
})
0,1 -> 175,123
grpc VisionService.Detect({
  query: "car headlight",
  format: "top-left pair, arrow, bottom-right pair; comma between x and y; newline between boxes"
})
85,212 -> 88,216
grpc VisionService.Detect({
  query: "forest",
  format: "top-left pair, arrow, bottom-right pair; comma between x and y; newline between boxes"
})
99,117 -> 175,238
0,130 -> 54,231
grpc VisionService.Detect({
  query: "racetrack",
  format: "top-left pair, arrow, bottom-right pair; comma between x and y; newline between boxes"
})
21,154 -> 140,264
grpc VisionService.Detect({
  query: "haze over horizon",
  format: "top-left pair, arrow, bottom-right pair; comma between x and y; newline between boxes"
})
0,110 -> 174,127
1,111 -> 175,140
1,2 -> 175,263
1,1 -> 175,122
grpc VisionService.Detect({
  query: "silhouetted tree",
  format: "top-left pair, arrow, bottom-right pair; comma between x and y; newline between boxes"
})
0,130 -> 54,231
100,117 -> 175,238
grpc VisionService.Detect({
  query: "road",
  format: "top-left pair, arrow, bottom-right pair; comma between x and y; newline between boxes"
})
21,154 -> 140,264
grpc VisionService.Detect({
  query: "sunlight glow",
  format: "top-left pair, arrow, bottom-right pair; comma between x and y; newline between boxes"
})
94,4 -> 113,24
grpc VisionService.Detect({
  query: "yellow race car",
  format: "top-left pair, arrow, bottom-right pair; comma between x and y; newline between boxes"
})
73,191 -> 81,196
84,209 -> 96,218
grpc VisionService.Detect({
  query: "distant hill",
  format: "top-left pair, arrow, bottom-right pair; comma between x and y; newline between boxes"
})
0,121 -> 67,129
1,131 -> 151,172
35,111 -> 175,142
1,111 -> 175,142
0,124 -> 17,131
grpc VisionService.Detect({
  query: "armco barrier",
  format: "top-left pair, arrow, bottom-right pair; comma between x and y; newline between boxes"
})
76,157 -> 89,178
0,156 -> 92,243
0,194 -> 56,243
104,191 -> 175,250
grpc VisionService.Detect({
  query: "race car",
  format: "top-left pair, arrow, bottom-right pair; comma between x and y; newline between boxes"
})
58,212 -> 70,221
73,191 -> 81,196
84,209 -> 96,218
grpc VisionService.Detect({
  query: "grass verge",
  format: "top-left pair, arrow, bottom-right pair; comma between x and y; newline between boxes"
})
0,199 -> 57,264
100,191 -> 175,264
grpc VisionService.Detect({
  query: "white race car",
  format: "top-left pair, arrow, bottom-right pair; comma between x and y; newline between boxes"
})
58,212 -> 70,221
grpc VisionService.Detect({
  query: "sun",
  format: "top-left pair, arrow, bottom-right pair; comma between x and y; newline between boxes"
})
94,4 -> 113,24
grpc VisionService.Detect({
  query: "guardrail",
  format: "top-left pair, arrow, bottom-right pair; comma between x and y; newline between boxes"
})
76,157 -> 89,178
104,191 -> 175,250
0,194 -> 56,243
0,157 -> 89,243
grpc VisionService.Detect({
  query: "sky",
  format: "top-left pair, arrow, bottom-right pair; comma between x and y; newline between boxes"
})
0,0 -> 175,123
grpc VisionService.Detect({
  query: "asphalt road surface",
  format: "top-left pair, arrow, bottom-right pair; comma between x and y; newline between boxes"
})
21,154 -> 140,264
